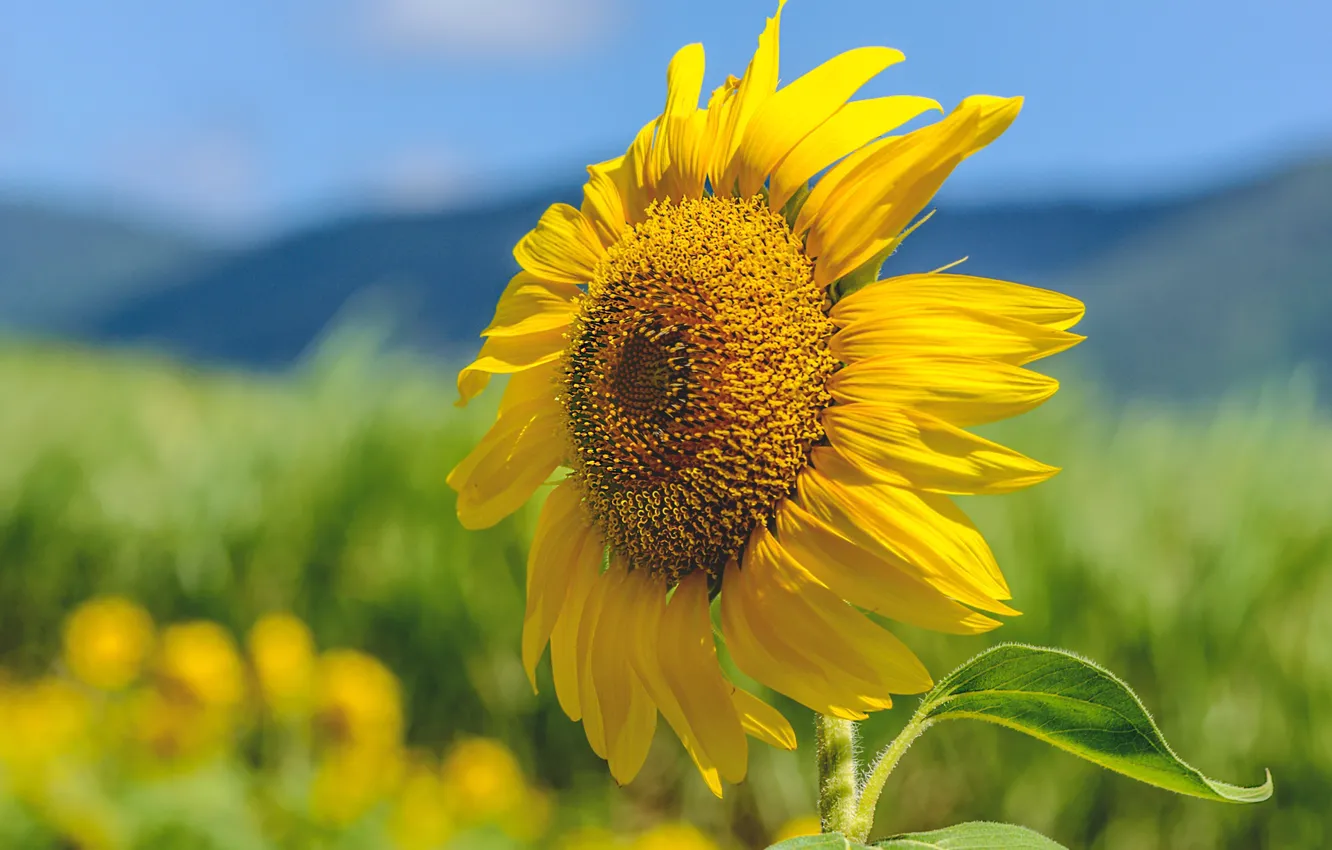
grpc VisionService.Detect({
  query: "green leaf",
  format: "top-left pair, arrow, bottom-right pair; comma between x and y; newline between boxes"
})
768,833 -> 873,850
918,644 -> 1273,803
876,822 -> 1067,849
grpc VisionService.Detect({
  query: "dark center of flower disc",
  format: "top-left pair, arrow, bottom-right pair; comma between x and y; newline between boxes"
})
562,196 -> 836,581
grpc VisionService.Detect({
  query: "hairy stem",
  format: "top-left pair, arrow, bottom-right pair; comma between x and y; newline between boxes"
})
849,708 -> 934,842
815,714 -> 859,835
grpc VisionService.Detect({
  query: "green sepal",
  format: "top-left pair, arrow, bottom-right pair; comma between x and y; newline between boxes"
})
830,242 -> 895,304
875,821 -> 1067,849
917,644 -> 1274,803
782,182 -> 812,231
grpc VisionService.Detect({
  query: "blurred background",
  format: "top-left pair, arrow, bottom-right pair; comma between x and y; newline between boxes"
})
1,0 -> 1329,848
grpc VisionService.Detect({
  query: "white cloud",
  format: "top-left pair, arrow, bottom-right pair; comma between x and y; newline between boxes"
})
369,146 -> 476,211
106,124 -> 270,237
354,0 -> 613,59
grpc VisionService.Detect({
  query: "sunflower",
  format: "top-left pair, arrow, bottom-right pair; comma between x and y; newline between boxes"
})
448,2 -> 1084,796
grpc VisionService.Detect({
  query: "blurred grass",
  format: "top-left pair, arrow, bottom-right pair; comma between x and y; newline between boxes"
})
0,334 -> 1328,849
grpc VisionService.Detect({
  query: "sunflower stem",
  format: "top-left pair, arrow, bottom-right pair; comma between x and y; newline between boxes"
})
848,707 -> 934,842
814,714 -> 859,835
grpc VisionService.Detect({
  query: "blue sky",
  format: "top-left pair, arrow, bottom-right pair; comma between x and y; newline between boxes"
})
2,0 -> 1328,239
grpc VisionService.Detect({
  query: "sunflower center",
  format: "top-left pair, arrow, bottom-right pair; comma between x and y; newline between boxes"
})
609,331 -> 675,418
562,195 -> 837,582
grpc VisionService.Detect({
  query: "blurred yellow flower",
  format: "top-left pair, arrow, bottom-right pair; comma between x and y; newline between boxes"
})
2,612 -> 618,850
512,787 -> 552,841
131,620 -> 245,761
772,815 -> 821,842
314,649 -> 403,751
156,621 -> 245,709
0,678 -> 91,779
248,612 -> 315,717
311,743 -> 404,827
390,757 -> 455,850
62,596 -> 155,691
130,688 -> 216,761
631,823 -> 720,850
441,737 -> 528,826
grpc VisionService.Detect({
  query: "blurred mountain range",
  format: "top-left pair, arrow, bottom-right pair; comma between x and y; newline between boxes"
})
0,202 -> 209,330
1,155 -> 1329,397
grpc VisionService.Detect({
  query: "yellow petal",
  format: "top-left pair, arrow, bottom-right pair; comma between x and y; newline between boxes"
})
582,156 -> 629,248
575,569 -> 611,758
513,203 -> 604,285
661,44 -> 707,119
657,573 -> 747,785
605,118 -> 659,225
497,358 -> 561,415
730,687 -> 797,750
769,95 -> 941,212
703,75 -> 741,190
455,326 -> 566,407
721,558 -> 870,720
623,571 -> 726,797
722,529 -> 933,717
482,271 -> 581,338
713,1 -> 786,194
550,531 -> 605,722
828,353 -> 1060,426
590,563 -> 658,785
747,524 -> 933,693
817,151 -> 956,287
446,398 -> 564,530
653,43 -> 707,195
794,134 -> 895,238
797,450 -> 1017,614
830,306 -> 1085,367
522,481 -> 592,689
831,273 -> 1085,331
775,499 -> 1002,635
668,109 -> 713,202
823,403 -> 1059,495
734,46 -> 904,198
804,95 -> 1023,285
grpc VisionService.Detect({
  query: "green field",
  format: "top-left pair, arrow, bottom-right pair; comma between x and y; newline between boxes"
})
0,336 -> 1327,849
